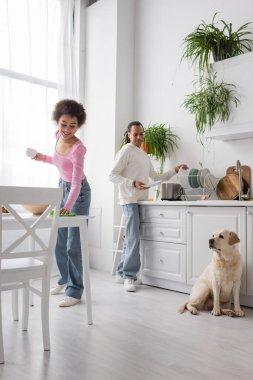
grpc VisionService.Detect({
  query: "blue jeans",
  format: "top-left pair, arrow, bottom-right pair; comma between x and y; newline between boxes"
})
55,178 -> 91,299
117,203 -> 141,280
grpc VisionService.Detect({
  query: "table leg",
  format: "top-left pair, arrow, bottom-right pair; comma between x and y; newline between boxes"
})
79,222 -> 93,325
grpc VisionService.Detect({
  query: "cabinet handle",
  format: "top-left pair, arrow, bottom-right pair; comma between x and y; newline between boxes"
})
159,259 -> 164,264
159,213 -> 164,217
159,231 -> 164,235
247,211 -> 251,215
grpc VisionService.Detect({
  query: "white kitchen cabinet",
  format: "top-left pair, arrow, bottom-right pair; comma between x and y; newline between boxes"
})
140,205 -> 186,243
141,240 -> 186,283
140,201 -> 253,307
186,206 -> 246,294
246,207 -> 253,296
140,205 -> 188,291
139,202 -> 253,304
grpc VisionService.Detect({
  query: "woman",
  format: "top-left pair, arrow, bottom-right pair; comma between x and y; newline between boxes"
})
34,99 -> 91,307
109,121 -> 187,292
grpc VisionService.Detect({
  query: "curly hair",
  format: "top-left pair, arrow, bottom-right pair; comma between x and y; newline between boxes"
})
52,99 -> 86,127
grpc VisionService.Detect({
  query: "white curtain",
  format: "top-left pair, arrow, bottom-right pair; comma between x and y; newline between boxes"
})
58,0 -> 77,99
0,0 -> 84,187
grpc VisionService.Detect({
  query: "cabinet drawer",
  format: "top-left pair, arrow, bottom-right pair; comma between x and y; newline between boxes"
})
141,240 -> 186,283
140,205 -> 186,224
140,222 -> 186,243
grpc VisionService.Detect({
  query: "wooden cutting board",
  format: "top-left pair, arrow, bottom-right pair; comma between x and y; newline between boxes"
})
226,165 -> 251,194
216,173 -> 240,200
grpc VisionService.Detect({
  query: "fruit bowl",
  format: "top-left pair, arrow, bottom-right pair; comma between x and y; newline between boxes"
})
23,204 -> 48,215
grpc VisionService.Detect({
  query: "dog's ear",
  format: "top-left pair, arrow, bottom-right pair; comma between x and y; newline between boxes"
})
228,231 -> 240,245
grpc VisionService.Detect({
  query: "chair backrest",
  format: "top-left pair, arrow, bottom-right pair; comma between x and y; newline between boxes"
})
0,186 -> 62,266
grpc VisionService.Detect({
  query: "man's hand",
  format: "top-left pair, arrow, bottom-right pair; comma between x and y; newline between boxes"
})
175,164 -> 188,173
134,181 -> 148,190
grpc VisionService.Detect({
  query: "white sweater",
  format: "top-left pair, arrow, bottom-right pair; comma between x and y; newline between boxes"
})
109,143 -> 175,205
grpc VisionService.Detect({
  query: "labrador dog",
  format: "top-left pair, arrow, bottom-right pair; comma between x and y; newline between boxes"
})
178,230 -> 245,317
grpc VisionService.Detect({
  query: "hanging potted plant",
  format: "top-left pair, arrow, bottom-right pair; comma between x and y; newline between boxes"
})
181,13 -> 253,71
182,13 -> 253,70
183,73 -> 240,135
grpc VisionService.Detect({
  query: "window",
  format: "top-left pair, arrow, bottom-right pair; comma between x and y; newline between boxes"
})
0,0 -> 83,187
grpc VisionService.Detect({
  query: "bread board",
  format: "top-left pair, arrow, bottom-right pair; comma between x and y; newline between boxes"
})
216,173 -> 240,200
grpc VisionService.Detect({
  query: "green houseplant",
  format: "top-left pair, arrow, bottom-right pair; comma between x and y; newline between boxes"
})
120,123 -> 180,173
183,73 -> 240,134
141,123 -> 180,173
182,13 -> 253,71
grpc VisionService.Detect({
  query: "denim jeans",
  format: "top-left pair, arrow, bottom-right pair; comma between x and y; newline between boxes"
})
117,203 -> 141,280
55,178 -> 91,299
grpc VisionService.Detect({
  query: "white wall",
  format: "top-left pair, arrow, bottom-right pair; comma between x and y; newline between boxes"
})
84,0 -> 135,271
85,0 -> 253,272
134,0 -> 253,179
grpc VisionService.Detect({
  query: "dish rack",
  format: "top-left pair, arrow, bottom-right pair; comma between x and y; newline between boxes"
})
177,168 -> 219,201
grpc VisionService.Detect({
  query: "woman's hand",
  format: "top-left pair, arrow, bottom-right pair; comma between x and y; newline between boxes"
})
175,164 -> 188,173
33,153 -> 46,162
60,207 -> 71,215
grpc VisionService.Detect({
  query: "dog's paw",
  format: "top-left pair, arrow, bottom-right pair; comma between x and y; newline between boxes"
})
227,310 -> 236,318
211,308 -> 221,316
234,309 -> 245,317
186,304 -> 198,315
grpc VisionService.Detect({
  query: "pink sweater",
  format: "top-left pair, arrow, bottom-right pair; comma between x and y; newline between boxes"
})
44,130 -> 86,211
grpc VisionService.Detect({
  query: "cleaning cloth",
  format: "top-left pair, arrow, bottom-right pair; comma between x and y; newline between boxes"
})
49,210 -> 77,217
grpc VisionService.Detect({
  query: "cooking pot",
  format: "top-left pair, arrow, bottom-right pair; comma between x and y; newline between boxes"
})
161,183 -> 183,201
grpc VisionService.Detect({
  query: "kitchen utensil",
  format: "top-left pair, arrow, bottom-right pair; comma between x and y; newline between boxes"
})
23,204 -> 48,215
226,165 -> 251,194
204,173 -> 217,189
26,147 -> 37,158
199,168 -> 210,188
196,170 -> 203,187
1,206 -> 9,214
177,168 -> 190,189
216,174 -> 240,200
189,168 -> 199,188
141,180 -> 163,189
161,183 -> 183,200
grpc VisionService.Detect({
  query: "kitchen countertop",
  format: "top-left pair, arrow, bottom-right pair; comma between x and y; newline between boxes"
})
139,200 -> 253,206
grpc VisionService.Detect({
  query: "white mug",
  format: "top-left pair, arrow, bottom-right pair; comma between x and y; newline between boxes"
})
26,147 -> 37,158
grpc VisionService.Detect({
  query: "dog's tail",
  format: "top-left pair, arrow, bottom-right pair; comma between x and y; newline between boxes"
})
177,301 -> 188,314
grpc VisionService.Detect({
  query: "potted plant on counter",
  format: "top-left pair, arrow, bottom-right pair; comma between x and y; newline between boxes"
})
120,123 -> 180,172
141,123 -> 180,173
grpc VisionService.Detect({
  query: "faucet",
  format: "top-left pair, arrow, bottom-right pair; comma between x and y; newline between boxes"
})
236,160 -> 242,201
236,160 -> 250,200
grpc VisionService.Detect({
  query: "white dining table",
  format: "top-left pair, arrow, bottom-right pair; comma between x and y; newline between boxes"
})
2,213 -> 94,325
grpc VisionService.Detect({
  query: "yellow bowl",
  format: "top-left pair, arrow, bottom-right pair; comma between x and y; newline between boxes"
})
23,204 -> 48,215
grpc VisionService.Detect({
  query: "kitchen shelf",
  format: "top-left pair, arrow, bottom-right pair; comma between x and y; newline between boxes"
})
206,122 -> 253,141
206,51 -> 253,141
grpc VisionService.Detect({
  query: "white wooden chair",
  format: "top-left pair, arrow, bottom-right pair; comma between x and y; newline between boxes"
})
0,186 -> 62,364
